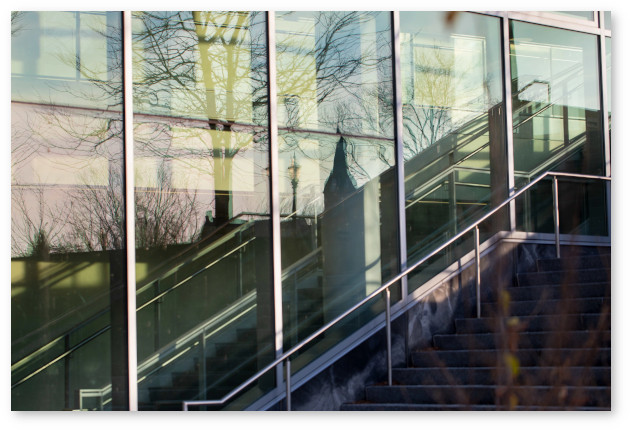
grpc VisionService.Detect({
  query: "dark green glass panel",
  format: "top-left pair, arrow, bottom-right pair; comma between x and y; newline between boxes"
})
11,11 -> 125,410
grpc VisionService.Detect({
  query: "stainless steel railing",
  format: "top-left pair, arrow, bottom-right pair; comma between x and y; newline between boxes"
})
182,170 -> 610,411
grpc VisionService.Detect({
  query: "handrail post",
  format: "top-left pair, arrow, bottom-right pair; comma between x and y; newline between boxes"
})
385,287 -> 392,386
552,175 -> 561,258
474,226 -> 481,318
285,358 -> 291,411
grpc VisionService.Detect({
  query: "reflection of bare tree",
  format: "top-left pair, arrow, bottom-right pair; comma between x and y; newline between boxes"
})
132,11 -> 269,226
11,11 -> 27,36
276,11 -> 395,205
11,185 -> 66,258
134,165 -> 202,248
402,43 -> 456,157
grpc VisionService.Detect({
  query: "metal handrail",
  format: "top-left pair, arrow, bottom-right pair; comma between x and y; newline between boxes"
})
182,170 -> 610,411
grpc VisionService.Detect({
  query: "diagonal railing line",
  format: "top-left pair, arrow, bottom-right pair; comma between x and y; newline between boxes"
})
182,170 -> 610,411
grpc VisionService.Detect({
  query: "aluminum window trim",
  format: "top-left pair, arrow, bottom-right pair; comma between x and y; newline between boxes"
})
391,11 -> 408,301
122,10 -> 138,412
266,10 -> 285,388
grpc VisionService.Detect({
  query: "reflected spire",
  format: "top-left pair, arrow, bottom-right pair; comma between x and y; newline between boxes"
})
323,132 -> 356,210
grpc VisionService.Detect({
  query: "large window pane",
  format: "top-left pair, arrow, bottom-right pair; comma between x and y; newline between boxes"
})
510,22 -> 606,236
11,11 -> 125,410
400,12 -> 506,289
275,11 -> 399,370
132,11 -> 274,410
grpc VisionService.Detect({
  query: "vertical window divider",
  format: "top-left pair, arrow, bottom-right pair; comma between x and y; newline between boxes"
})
122,10 -> 138,411
598,11 -> 611,238
391,11 -> 408,302
500,13 -> 517,231
266,10 -> 285,389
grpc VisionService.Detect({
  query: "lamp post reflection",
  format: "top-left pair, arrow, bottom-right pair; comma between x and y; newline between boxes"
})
288,152 -> 300,215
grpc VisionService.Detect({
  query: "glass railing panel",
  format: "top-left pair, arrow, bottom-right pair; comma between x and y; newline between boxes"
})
275,11 -> 400,373
132,11 -> 275,410
11,11 -> 125,410
515,176 -> 608,237
399,12 -> 507,292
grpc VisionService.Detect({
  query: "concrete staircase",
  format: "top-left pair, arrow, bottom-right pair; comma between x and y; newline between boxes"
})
341,249 -> 611,410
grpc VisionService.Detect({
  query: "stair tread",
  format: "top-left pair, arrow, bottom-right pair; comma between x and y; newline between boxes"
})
340,403 -> 610,411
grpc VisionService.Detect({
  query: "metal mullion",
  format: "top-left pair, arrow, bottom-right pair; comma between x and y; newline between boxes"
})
598,11 -> 611,178
598,12 -> 611,239
122,10 -> 138,412
500,13 -> 517,231
266,11 -> 285,389
391,11 -> 408,301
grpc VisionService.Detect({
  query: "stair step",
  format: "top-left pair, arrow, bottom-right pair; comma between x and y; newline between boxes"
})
455,314 -> 609,333
392,366 -> 611,386
536,254 -> 611,272
340,403 -> 610,411
411,348 -> 611,368
480,297 -> 610,317
517,268 -> 610,286
485,282 -> 610,302
364,384 -> 610,407
433,330 -> 610,350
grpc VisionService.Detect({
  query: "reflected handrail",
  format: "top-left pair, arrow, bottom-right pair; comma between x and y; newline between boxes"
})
11,210 -> 268,387
75,289 -> 259,407
183,170 -> 610,410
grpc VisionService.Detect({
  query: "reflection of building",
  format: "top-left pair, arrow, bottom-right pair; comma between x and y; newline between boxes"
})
11,11 -> 611,411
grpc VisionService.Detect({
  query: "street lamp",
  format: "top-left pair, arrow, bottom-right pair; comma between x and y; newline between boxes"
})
288,152 -> 300,215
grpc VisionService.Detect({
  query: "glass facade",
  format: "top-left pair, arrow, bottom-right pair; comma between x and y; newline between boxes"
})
11,10 -> 611,411
400,12 -> 507,288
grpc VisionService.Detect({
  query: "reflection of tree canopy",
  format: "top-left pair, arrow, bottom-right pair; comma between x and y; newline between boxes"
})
276,10 -> 395,211
276,11 -> 393,136
10,10 -> 399,255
